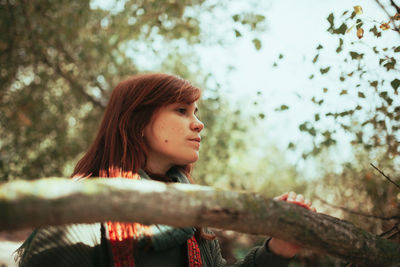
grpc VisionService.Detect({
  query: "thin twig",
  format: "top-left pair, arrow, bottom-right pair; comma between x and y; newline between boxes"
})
316,197 -> 400,220
370,163 -> 400,190
375,0 -> 400,34
379,222 -> 400,238
390,0 -> 400,14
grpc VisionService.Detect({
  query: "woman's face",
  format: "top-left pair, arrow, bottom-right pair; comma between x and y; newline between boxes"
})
143,101 -> 204,174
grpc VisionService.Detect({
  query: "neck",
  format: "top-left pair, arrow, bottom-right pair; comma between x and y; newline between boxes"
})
145,157 -> 172,175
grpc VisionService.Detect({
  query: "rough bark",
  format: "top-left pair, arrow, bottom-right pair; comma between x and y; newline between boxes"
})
0,178 -> 399,266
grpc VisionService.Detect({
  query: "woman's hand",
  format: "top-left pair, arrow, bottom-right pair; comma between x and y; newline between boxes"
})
267,192 -> 316,258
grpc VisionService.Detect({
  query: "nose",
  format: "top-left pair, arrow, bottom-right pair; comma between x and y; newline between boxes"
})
190,117 -> 204,132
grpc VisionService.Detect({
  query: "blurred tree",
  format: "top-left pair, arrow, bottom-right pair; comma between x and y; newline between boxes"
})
0,0 -> 267,181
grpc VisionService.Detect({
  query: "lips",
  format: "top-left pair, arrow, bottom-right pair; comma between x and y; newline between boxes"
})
188,137 -> 201,142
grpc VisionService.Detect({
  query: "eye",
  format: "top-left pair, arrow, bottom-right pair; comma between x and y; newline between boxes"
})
176,108 -> 187,114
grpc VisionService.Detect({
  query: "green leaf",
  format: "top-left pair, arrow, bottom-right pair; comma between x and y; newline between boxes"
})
234,29 -> 242,37
356,19 -> 363,29
358,92 -> 365,98
394,46 -> 400,52
299,123 -> 307,131
312,54 -> 319,63
288,142 -> 295,149
275,105 -> 289,111
232,14 -> 240,22
252,38 -> 262,50
340,89 -> 348,95
369,26 -> 381,37
279,104 -> 289,110
349,51 -> 364,60
336,38 -> 343,53
320,67 -> 330,74
323,88 -> 328,93
255,14 -> 266,22
327,13 -> 334,28
258,113 -> 265,119
316,44 -> 323,50
315,114 -> 320,121
278,54 -> 284,59
309,127 -> 316,136
379,91 -> 388,98
391,78 -> 400,92
334,23 -> 348,35
384,59 -> 396,71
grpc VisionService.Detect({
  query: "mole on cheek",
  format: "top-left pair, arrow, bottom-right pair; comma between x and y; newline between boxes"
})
164,140 -> 168,143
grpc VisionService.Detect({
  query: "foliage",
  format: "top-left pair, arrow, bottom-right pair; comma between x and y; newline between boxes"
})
287,4 -> 400,160
0,0 -> 267,181
281,2 -> 400,254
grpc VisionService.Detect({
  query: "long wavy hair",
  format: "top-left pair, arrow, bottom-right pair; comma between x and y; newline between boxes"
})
72,73 -> 214,239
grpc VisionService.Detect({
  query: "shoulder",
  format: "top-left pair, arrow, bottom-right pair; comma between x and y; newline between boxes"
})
17,224 -> 105,267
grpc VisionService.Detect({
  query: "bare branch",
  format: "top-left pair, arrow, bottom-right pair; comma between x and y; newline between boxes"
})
375,0 -> 400,34
379,222 -> 400,239
1,178 -> 400,266
316,197 -> 400,220
370,163 -> 400,190
390,0 -> 400,14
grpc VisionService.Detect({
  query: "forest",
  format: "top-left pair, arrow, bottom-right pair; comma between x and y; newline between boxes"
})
0,0 -> 399,266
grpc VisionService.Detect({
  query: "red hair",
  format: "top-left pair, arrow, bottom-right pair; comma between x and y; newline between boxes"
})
72,73 -> 201,179
72,73 -> 214,242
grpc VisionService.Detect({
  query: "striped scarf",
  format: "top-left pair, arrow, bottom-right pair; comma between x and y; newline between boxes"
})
106,169 -> 202,267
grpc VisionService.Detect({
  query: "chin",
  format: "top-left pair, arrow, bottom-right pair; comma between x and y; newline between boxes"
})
178,154 -> 199,165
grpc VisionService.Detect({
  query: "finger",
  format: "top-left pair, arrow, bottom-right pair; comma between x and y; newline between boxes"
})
287,191 -> 296,201
311,206 -> 317,212
274,192 -> 288,201
295,194 -> 305,203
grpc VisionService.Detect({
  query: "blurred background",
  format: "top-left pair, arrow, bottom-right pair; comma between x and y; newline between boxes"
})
1,0 -> 399,266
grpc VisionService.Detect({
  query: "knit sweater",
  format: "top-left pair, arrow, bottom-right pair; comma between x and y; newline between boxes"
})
17,223 -> 291,267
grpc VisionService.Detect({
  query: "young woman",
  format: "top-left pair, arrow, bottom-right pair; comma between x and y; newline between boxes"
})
17,73 -> 315,267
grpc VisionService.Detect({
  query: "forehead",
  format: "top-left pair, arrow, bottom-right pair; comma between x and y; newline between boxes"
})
170,101 -> 198,107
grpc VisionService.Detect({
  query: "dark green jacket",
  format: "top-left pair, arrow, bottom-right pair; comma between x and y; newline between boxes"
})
17,223 -> 291,267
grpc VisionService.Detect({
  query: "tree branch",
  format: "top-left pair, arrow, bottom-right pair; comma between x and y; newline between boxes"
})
316,196 -> 400,220
375,0 -> 400,34
1,178 -> 399,266
380,222 -> 400,239
370,163 -> 400,190
390,0 -> 400,14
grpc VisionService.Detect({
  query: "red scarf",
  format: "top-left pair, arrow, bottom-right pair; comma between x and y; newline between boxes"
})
106,175 -> 202,267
